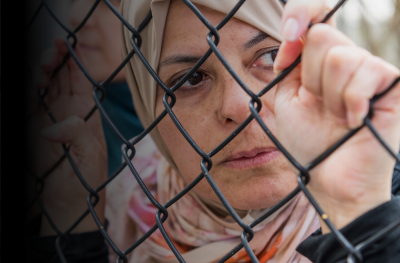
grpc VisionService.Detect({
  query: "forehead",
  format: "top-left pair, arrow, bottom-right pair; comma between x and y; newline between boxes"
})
161,0 -> 262,58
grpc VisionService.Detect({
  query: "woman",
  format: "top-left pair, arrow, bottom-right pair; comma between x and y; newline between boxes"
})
28,0 -> 400,262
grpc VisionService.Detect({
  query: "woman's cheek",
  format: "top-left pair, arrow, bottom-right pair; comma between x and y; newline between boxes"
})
174,95 -> 217,147
158,113 -> 204,174
261,85 -> 277,115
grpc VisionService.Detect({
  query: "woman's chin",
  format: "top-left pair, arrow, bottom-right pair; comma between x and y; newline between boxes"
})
194,170 -> 298,211
231,184 -> 297,210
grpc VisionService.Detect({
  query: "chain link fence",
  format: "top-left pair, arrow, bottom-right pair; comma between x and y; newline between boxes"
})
25,0 -> 400,262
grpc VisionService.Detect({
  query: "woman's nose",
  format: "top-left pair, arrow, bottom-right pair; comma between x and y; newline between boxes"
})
70,1 -> 96,29
218,71 -> 255,126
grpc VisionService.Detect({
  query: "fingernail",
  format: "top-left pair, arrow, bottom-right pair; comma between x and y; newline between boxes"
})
282,17 -> 299,42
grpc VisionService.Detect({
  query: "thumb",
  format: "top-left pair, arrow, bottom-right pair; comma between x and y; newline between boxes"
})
41,116 -> 97,154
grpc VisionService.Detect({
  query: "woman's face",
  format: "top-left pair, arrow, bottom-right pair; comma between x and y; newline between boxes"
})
70,0 -> 125,83
156,1 -> 297,210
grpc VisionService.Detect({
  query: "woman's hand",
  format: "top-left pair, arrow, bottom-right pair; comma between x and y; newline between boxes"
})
274,0 -> 400,233
26,38 -> 107,236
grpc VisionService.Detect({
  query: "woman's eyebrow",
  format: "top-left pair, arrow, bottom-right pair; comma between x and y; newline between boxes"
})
243,31 -> 270,51
159,55 -> 202,69
159,31 -> 269,69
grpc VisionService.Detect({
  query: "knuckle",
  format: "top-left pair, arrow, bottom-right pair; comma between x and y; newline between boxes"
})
343,87 -> 358,104
307,24 -> 331,46
364,55 -> 399,77
363,56 -> 384,72
325,46 -> 346,71
326,46 -> 367,71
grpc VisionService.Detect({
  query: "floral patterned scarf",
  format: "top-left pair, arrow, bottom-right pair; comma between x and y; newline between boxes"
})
105,135 -> 320,263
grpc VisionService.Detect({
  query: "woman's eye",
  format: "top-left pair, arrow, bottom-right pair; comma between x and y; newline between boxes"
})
252,49 -> 278,68
186,72 -> 204,86
174,71 -> 209,89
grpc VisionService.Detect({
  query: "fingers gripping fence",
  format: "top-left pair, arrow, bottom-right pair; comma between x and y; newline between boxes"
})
25,0 -> 400,262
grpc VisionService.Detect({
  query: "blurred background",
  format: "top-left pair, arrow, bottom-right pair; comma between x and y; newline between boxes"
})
333,0 -> 400,68
24,0 -> 400,86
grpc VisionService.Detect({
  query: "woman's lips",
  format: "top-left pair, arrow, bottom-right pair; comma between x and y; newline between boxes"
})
222,148 -> 281,169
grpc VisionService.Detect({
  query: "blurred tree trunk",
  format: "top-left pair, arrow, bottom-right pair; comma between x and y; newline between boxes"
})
392,0 -> 400,67
358,0 -> 379,56
357,0 -> 400,67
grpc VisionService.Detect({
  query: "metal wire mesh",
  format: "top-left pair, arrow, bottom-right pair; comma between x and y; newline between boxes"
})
25,0 -> 400,262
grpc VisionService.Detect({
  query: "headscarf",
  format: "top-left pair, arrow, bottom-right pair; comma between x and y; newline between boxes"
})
121,0 -> 284,172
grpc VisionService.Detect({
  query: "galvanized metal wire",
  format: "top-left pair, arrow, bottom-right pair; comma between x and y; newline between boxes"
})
25,0 -> 400,262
